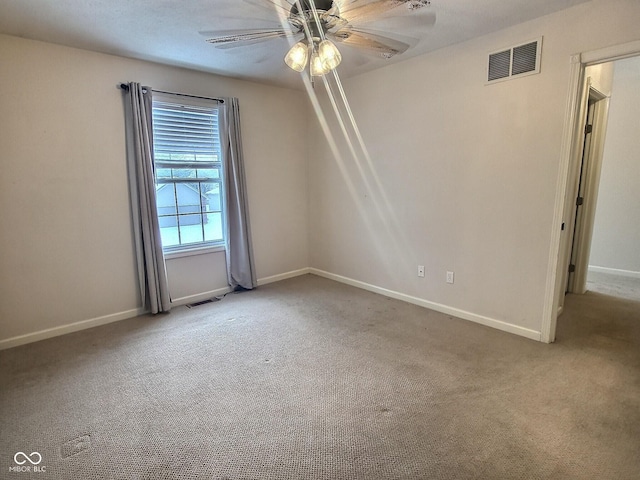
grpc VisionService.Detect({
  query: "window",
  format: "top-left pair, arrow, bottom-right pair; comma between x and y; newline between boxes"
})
151,95 -> 224,252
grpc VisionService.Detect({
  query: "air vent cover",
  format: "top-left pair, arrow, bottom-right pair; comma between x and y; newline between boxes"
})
488,49 -> 511,81
487,37 -> 542,84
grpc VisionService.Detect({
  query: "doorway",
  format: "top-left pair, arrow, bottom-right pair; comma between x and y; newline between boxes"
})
584,56 -> 640,302
543,40 -> 640,343
565,84 -> 609,295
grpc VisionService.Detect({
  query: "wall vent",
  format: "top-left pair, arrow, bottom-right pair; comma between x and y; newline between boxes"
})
487,37 -> 542,84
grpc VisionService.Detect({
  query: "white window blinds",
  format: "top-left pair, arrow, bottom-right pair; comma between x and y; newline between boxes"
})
151,98 -> 225,250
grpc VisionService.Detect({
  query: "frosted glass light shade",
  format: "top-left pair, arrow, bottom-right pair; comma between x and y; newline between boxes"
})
310,51 -> 331,76
318,39 -> 342,71
284,41 -> 309,72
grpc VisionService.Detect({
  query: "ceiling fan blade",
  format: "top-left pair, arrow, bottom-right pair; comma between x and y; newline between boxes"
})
338,0 -> 430,24
215,32 -> 304,50
202,29 -> 291,48
329,27 -> 411,58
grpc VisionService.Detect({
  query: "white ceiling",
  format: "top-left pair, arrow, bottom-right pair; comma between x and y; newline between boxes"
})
0,0 -> 590,90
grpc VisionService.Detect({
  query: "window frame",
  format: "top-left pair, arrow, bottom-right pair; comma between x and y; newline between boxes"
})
151,93 -> 226,256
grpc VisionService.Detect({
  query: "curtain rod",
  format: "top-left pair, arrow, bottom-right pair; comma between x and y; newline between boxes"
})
118,83 -> 224,103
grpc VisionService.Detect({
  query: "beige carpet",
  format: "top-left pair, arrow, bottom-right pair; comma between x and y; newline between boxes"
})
586,269 -> 640,302
1,274 -> 639,479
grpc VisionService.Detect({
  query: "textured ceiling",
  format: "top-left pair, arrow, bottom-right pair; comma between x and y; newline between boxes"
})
0,0 -> 590,89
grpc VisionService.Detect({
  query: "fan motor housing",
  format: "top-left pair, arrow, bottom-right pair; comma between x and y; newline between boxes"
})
290,0 -> 334,15
289,0 -> 341,38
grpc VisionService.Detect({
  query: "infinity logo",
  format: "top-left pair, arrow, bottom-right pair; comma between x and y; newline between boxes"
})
14,452 -> 42,465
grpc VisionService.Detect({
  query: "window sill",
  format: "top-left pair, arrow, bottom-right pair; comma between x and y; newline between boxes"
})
163,244 -> 226,260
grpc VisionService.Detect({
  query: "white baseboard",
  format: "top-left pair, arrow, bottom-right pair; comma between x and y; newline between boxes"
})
171,287 -> 232,307
588,265 -> 640,279
257,268 -> 311,286
1,266 -> 540,350
0,307 -> 146,351
309,268 -> 542,342
0,268 -> 313,350
172,268 -> 311,305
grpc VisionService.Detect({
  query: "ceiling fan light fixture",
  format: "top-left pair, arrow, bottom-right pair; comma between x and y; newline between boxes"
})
310,51 -> 331,76
318,39 -> 342,71
284,41 -> 309,72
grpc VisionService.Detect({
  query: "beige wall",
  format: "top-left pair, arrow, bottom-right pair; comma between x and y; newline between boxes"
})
589,56 -> 640,274
308,0 -> 640,337
0,35 -> 309,342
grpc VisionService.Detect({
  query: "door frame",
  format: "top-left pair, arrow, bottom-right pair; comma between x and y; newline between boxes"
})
565,86 -> 609,295
541,39 -> 640,343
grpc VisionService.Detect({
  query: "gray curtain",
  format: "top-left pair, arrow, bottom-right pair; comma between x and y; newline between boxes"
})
221,98 -> 257,290
123,82 -> 171,313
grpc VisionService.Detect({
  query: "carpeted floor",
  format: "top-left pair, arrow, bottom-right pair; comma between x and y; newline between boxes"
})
586,269 -> 640,302
1,273 -> 639,479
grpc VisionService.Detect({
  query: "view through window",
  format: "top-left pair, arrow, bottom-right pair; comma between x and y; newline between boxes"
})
151,96 -> 224,250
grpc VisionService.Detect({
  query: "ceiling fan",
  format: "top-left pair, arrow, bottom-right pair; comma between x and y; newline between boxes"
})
201,0 -> 435,77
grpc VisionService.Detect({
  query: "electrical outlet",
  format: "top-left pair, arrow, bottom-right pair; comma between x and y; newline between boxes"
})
418,265 -> 425,277
446,271 -> 455,284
